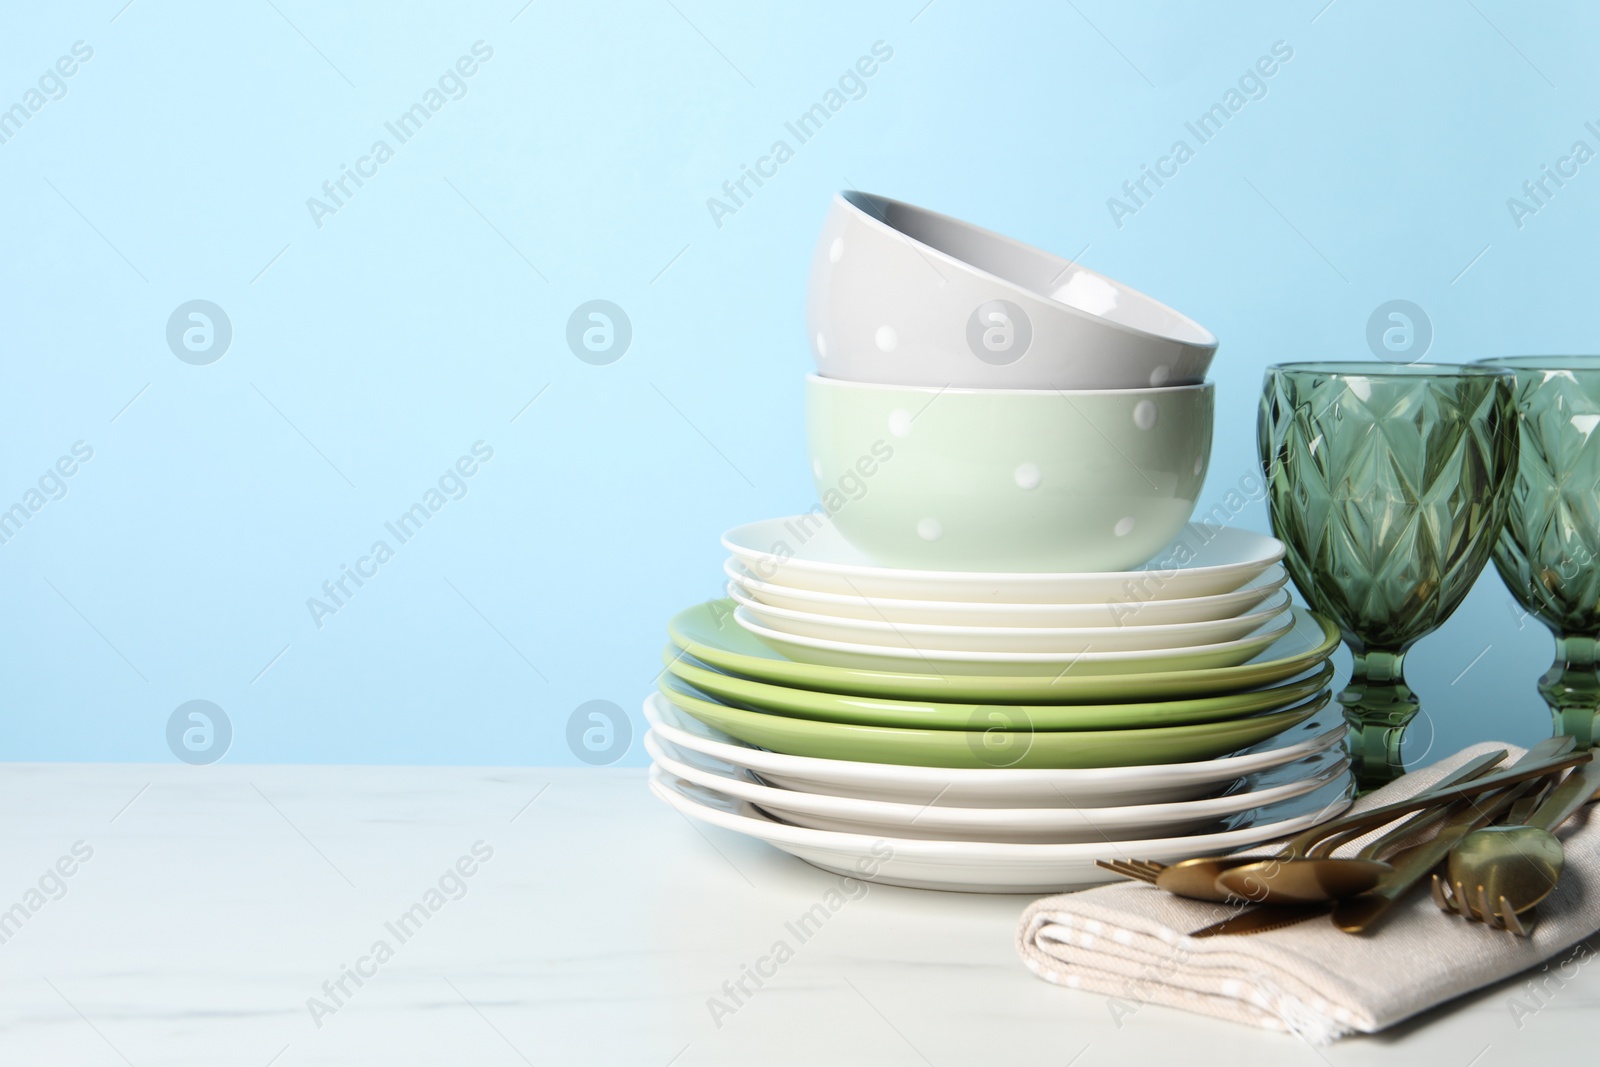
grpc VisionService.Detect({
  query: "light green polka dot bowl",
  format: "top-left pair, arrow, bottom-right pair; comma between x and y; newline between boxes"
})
806,375 -> 1213,572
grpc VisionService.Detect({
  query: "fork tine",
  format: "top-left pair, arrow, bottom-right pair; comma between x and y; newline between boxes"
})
1095,860 -> 1156,884
1502,901 -> 1531,937
1452,879 -> 1475,919
1475,884 -> 1499,928
1128,859 -> 1167,875
1431,873 -> 1452,912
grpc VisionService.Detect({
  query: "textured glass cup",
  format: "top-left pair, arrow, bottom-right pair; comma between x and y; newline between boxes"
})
1259,362 -> 1518,789
1481,356 -> 1600,745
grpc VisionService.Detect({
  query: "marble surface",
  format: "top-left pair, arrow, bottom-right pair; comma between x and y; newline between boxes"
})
0,762 -> 1594,1065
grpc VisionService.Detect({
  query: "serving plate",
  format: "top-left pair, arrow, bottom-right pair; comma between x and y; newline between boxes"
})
722,518 -> 1284,603
662,651 -> 1335,730
658,681 -> 1329,769
668,600 -> 1339,701
643,694 -> 1346,807
649,764 -> 1355,892
735,603 -> 1295,677
726,558 -> 1289,628
727,581 -> 1291,654
647,730 -> 1349,844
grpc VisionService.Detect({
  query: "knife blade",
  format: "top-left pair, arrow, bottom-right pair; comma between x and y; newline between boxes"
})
1189,903 -> 1330,938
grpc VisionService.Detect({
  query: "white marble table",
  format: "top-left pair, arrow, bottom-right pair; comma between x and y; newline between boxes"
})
0,763 -> 1592,1065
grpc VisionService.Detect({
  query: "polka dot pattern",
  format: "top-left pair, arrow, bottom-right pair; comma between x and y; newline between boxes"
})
874,326 -> 898,352
1133,399 -> 1158,430
1013,462 -> 1041,489
916,518 -> 942,541
1114,516 -> 1136,537
887,409 -> 913,438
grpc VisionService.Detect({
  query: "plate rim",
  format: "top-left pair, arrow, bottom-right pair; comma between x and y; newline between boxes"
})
722,517 -> 1286,584
668,601 -> 1342,696
642,693 -> 1349,787
648,763 -> 1355,859
662,652 -> 1337,730
733,602 -> 1296,665
727,581 -> 1293,641
645,729 -> 1350,828
725,557 -> 1291,620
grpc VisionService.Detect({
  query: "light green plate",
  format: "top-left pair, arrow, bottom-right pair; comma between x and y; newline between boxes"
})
666,600 -> 1340,702
661,654 -> 1335,730
656,684 -> 1331,769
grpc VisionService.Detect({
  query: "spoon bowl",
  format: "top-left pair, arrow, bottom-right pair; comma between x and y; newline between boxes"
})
1444,824 -> 1565,916
1214,857 -> 1392,904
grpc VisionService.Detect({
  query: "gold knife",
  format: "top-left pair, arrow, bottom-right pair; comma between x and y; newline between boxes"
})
1189,903 -> 1329,938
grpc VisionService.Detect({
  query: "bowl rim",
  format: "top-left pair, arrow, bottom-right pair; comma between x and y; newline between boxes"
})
1264,361 -> 1513,379
836,190 -> 1219,351
805,372 -> 1213,399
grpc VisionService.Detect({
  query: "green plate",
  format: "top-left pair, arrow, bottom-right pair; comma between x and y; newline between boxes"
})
656,683 -> 1331,769
666,600 -> 1340,702
661,653 -> 1335,730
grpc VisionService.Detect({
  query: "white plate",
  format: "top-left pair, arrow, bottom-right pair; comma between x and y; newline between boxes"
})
643,694 -> 1347,808
734,605 -> 1296,676
722,518 -> 1285,603
726,558 -> 1290,628
727,581 -> 1292,655
646,730 -> 1349,844
650,765 -> 1355,893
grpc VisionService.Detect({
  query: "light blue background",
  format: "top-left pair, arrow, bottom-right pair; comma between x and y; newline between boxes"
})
2,0 -> 1595,765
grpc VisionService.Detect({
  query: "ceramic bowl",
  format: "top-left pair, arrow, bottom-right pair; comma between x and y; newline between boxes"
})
806,375 -> 1212,571
806,191 -> 1217,389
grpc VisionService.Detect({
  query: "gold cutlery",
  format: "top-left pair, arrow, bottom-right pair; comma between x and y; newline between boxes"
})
1222,739 -> 1579,908
1432,754 -> 1600,934
1329,775 -> 1559,934
1186,754 -> 1514,936
1096,749 -> 1509,900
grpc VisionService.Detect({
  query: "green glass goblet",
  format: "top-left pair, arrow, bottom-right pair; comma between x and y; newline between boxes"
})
1259,362 -> 1518,789
1480,356 -> 1600,746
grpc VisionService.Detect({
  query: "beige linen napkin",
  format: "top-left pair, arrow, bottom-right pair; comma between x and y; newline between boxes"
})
1017,742 -> 1600,1042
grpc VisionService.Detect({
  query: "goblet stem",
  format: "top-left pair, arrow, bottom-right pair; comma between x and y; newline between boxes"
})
1539,633 -> 1600,747
1339,649 -> 1420,792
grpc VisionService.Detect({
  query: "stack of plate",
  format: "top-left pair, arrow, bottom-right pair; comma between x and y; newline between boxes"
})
648,191 -> 1354,892
648,518 -> 1353,893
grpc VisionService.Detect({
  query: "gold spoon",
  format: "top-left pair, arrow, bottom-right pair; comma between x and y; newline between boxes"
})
1439,755 -> 1600,929
1214,740 -> 1581,905
1145,749 -> 1510,902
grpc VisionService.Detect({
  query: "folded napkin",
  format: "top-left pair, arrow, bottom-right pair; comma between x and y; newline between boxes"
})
1017,742 -> 1600,1042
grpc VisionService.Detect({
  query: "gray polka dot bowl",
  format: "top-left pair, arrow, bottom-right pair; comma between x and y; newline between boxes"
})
807,191 -> 1216,389
806,374 -> 1212,572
